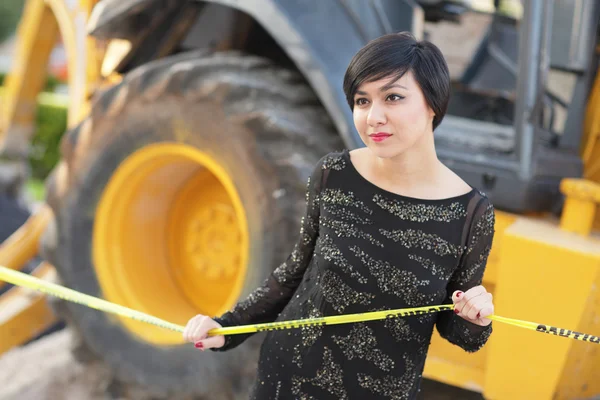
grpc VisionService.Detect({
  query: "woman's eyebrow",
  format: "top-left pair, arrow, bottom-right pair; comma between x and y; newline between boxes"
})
355,83 -> 408,96
380,83 -> 408,91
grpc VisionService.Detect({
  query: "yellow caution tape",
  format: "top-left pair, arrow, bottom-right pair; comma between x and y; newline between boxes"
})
0,265 -> 184,333
1,265 -> 598,344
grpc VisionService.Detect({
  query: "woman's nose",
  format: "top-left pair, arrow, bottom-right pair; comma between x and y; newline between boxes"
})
367,104 -> 386,127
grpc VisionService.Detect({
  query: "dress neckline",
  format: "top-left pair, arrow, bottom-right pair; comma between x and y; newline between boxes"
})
341,149 -> 476,203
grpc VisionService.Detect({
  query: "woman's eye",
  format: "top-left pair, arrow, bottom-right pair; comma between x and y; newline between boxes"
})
355,98 -> 368,106
387,94 -> 404,102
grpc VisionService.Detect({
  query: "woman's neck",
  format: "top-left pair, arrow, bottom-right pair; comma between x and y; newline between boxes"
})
370,132 -> 442,188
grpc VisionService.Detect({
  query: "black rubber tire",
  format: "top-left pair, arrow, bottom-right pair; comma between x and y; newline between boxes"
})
41,50 -> 342,399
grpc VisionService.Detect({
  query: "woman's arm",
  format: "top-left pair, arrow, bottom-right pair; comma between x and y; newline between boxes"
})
209,156 -> 326,351
435,197 -> 496,352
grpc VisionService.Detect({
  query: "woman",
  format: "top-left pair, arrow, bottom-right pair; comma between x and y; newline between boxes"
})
183,31 -> 495,399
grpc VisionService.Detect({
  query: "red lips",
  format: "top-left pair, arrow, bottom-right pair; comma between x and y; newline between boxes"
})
369,132 -> 392,142
369,132 -> 392,138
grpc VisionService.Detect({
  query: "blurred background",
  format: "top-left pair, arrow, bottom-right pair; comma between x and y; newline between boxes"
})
0,1 -> 599,399
0,0 -> 67,204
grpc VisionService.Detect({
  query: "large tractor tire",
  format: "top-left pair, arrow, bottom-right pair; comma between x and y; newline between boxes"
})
42,51 -> 342,399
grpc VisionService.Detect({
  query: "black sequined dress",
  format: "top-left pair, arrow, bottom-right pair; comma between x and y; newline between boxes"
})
213,150 -> 495,400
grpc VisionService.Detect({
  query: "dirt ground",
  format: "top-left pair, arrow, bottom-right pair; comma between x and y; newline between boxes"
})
0,330 -> 113,400
0,328 -> 482,400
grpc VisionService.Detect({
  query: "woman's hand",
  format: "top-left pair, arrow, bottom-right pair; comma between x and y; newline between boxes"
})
183,314 -> 225,350
452,286 -> 494,326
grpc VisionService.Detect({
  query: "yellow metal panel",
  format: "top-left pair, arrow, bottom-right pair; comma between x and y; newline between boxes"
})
44,0 -> 91,128
560,197 -> 596,236
582,67 -> 600,231
0,262 -> 58,355
559,179 -> 600,236
425,330 -> 488,391
0,0 -> 97,151
423,356 -> 485,392
82,0 -> 103,88
0,205 -> 52,290
0,0 -> 59,152
582,67 -> 600,181
553,269 -> 600,399
485,217 -> 600,399
423,211 -> 514,391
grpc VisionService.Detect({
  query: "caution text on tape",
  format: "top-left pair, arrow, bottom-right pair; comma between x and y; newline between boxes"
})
0,265 -> 598,344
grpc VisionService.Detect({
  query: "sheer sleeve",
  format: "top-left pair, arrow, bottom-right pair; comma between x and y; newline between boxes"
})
435,195 -> 496,352
210,156 -> 326,351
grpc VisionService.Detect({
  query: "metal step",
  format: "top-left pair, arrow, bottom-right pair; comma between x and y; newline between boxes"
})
435,115 -> 515,154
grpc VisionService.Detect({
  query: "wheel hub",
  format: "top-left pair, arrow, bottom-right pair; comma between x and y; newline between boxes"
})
94,143 -> 249,345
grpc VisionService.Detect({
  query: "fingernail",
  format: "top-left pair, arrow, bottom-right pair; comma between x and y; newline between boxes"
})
456,292 -> 462,298
454,308 -> 459,314
477,312 -> 481,319
195,342 -> 204,349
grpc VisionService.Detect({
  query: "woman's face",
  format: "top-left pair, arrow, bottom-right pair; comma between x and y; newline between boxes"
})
352,71 -> 435,159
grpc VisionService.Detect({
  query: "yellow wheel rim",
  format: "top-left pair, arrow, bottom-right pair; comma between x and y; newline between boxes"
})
93,143 -> 249,345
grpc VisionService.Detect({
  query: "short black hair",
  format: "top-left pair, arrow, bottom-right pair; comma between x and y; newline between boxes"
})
343,32 -> 450,130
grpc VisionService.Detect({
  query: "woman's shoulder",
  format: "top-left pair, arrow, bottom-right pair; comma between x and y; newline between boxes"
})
464,189 -> 495,230
316,149 -> 350,169
461,179 -> 492,207
437,165 -> 495,209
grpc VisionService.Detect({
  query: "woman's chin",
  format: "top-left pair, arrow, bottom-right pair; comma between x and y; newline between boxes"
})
365,143 -> 407,159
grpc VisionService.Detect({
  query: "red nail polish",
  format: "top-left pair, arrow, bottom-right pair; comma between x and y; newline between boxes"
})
477,312 -> 481,319
456,292 -> 462,298
195,342 -> 203,349
454,309 -> 459,314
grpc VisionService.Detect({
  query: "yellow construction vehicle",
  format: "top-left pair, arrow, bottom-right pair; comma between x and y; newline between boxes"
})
0,0 -> 599,398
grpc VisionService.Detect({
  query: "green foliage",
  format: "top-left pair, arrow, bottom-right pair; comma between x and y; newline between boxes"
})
0,1 -> 67,182
25,177 -> 45,201
28,100 -> 67,180
0,72 -> 61,92
0,79 -> 67,181
0,1 -> 25,43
